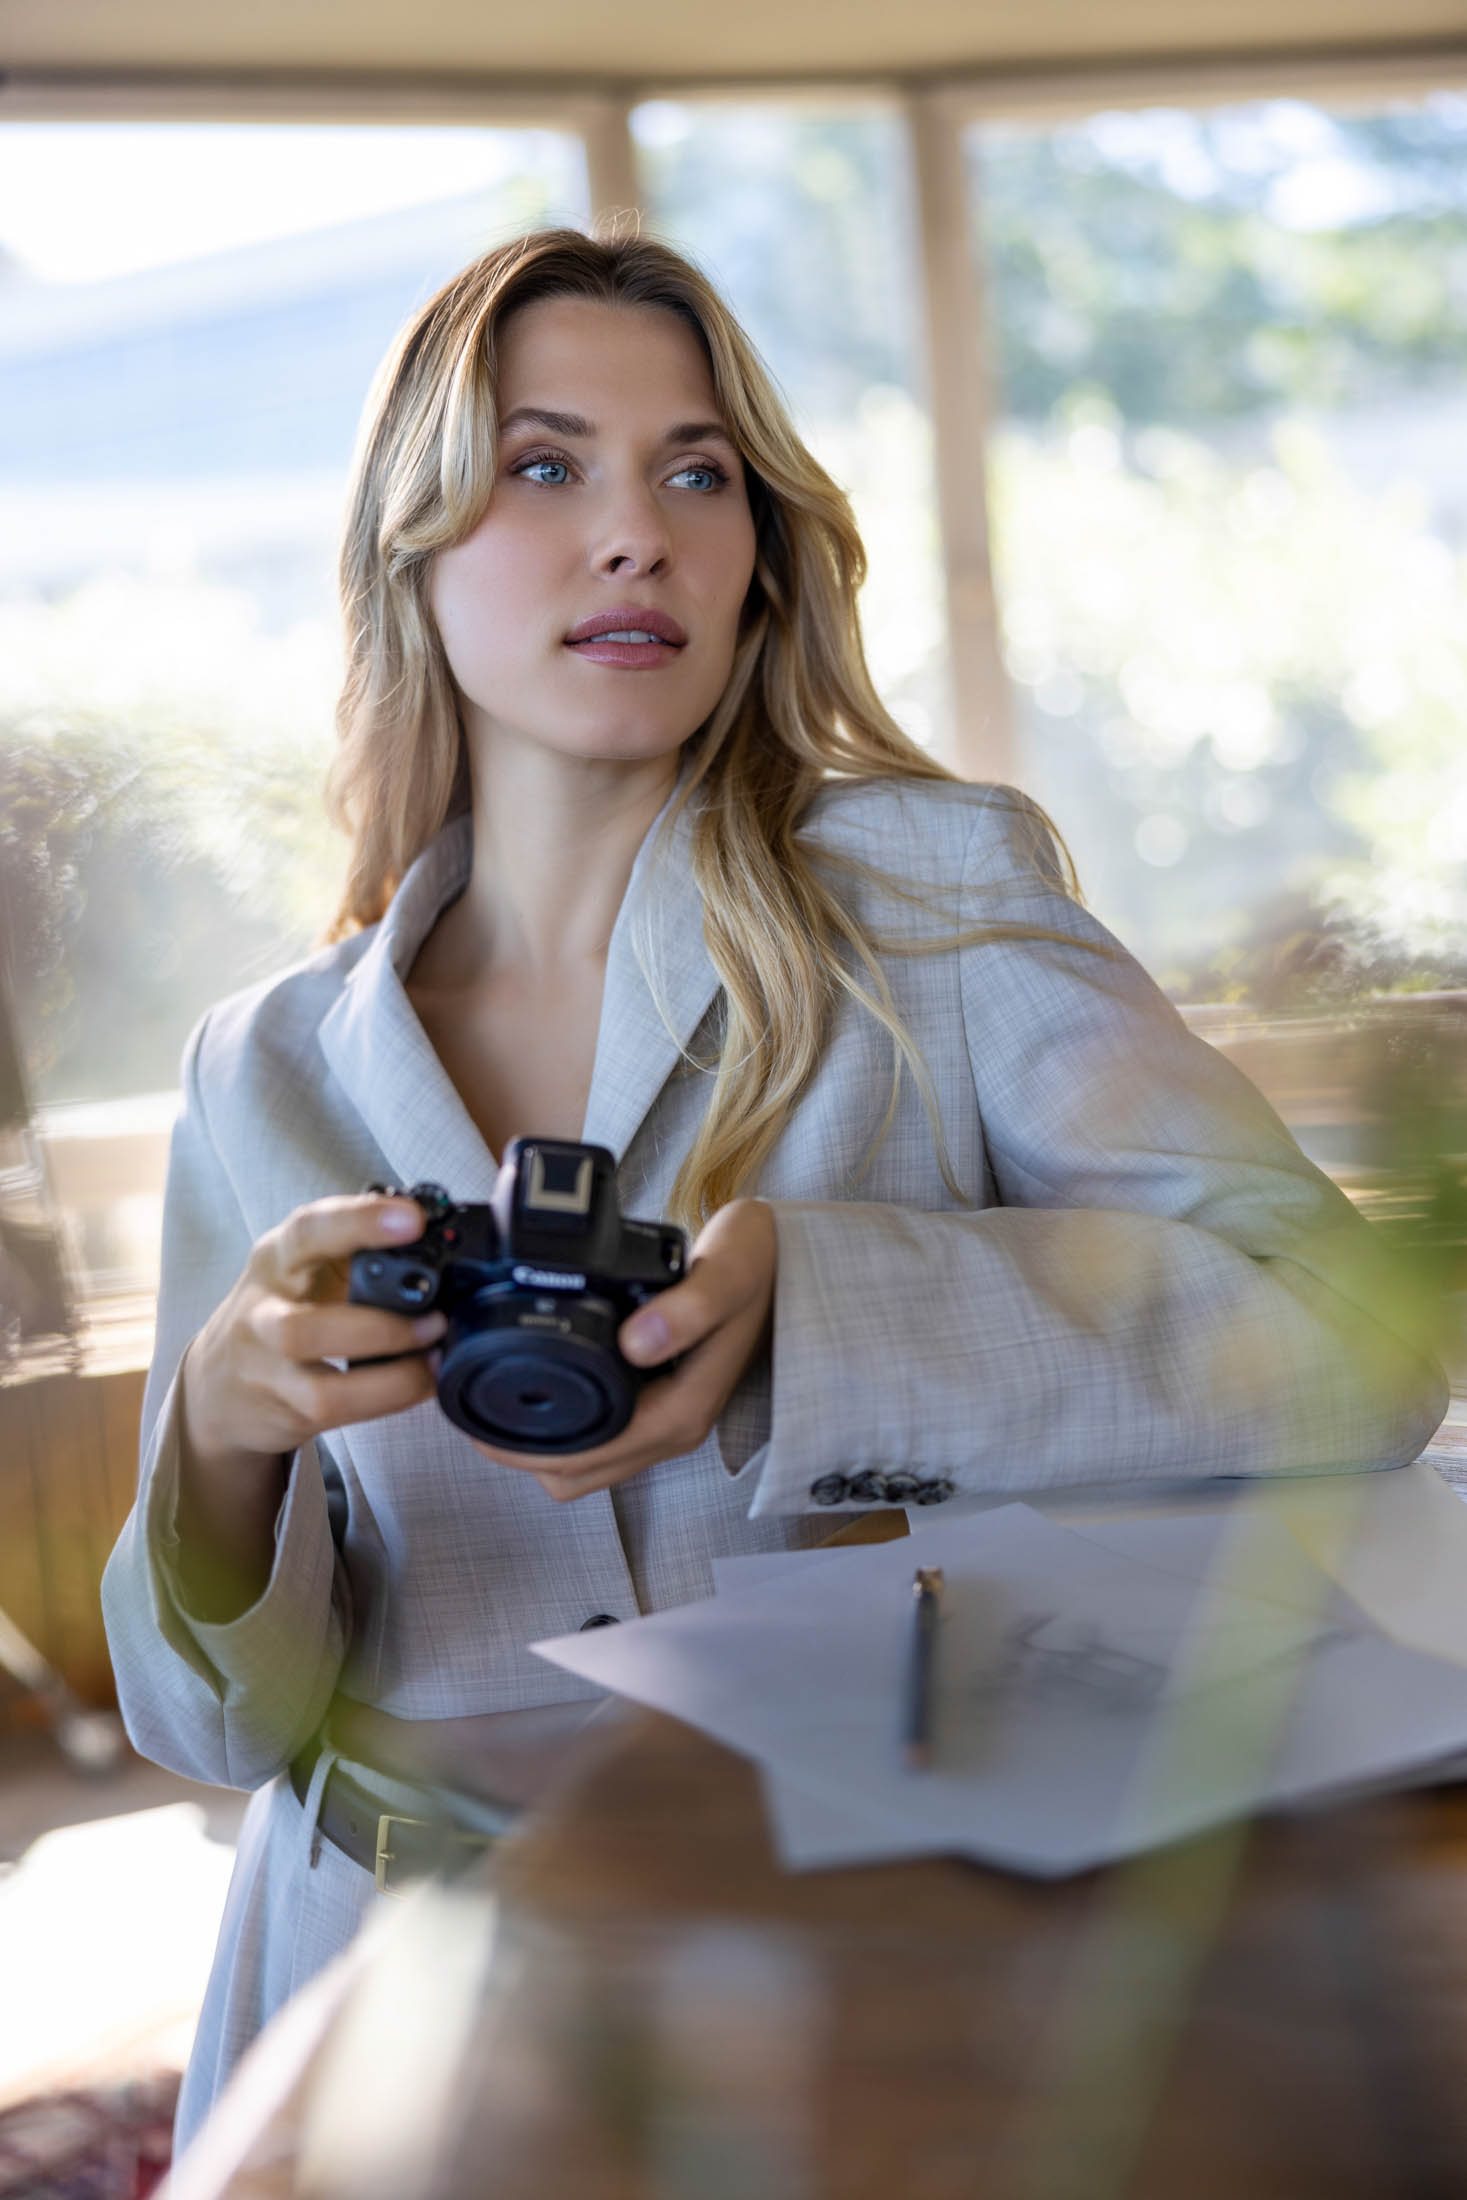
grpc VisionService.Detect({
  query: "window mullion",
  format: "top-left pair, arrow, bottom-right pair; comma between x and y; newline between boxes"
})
902,84 -> 1014,784
577,93 -> 643,231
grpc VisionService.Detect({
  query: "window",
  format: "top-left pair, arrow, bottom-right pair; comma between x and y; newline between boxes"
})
965,90 -> 1467,1003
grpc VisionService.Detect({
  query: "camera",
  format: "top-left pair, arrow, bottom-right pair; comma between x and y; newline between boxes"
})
348,1139 -> 687,1453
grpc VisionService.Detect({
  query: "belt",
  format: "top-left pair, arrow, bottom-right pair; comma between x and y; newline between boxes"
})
289,1736 -> 519,1895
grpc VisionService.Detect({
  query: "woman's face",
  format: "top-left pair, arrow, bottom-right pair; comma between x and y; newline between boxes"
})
429,296 -> 758,770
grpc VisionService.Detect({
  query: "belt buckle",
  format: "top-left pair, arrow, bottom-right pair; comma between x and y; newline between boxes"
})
374,1811 -> 490,1895
375,1811 -> 432,1896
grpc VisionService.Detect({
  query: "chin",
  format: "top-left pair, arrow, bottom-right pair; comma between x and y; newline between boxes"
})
556,720 -> 696,766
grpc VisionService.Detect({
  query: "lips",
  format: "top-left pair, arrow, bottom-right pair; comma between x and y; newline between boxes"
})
565,609 -> 687,647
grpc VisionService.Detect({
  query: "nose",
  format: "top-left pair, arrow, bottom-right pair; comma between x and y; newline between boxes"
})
589,474 -> 673,577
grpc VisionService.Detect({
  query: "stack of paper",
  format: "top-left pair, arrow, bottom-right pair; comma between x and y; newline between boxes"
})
533,1493 -> 1467,1877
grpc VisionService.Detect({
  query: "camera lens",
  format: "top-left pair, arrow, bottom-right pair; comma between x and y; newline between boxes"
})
459,1352 -> 613,1447
434,1294 -> 638,1452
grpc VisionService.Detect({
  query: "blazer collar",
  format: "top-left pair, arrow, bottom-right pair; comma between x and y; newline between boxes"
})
317,786 -> 719,1195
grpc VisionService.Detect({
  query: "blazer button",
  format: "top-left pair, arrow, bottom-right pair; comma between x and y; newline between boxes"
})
809,1473 -> 851,1507
579,1613 -> 621,1630
882,1473 -> 921,1503
846,1470 -> 888,1504
910,1478 -> 956,1506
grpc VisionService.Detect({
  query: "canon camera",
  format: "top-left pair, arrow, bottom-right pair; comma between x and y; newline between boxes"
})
348,1139 -> 686,1453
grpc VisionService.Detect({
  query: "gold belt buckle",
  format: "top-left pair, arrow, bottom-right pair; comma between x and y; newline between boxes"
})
374,1811 -> 489,1895
375,1811 -> 431,1895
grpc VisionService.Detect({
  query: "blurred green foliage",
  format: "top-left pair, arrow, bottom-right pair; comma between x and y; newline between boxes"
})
987,412 -> 1467,992
0,708 -> 331,1101
0,575 -> 339,1101
972,103 -> 1467,423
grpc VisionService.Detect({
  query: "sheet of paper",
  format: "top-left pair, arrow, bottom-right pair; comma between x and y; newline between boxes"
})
717,1478 -> 1467,1863
536,1502 -> 1467,1876
970,1459 -> 1467,1667
712,1513 -> 1342,1864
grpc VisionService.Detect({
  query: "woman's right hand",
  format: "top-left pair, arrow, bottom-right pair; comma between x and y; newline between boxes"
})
172,1194 -> 443,1621
180,1193 -> 445,1475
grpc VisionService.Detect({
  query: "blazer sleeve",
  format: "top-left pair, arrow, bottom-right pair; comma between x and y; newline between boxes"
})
100,1013 -> 350,1789
735,793 -> 1449,1518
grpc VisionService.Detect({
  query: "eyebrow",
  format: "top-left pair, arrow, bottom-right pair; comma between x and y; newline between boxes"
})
498,405 -> 738,450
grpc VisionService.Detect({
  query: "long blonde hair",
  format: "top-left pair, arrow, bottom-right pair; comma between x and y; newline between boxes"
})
328,223 -> 1095,1227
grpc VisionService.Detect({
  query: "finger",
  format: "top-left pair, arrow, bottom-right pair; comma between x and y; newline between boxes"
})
261,1196 -> 425,1299
256,1299 -> 447,1366
469,1426 -> 661,1482
280,1351 -> 439,1433
519,1385 -> 721,1498
619,1270 -> 742,1370
469,1407 -> 666,1483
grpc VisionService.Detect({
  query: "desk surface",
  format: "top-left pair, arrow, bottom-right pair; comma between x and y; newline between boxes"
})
295,1702 -> 1467,2200
177,1426 -> 1467,2200
505,1709 -> 1467,2200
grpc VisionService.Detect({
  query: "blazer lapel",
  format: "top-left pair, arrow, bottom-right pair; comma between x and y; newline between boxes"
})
581,789 -> 721,1164
317,816 -> 502,1199
318,793 -> 721,1192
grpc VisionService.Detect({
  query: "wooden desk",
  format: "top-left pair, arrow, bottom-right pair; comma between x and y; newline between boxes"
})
187,1672 -> 1467,2197
379,1709 -> 1466,2200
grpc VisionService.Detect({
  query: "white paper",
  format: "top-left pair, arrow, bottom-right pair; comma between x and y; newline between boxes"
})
716,1472 -> 1467,1864
535,1502 -> 1467,1877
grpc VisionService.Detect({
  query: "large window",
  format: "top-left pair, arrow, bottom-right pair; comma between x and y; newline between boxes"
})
3,91 -> 1464,1309
964,89 -> 1467,1002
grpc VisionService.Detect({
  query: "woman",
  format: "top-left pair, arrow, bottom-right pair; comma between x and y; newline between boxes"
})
102,226 -> 1445,2150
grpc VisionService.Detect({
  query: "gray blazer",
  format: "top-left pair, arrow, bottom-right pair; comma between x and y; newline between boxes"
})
100,774 -> 1445,2142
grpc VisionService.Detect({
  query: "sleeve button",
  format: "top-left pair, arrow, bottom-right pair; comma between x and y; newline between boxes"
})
910,1478 -> 956,1506
846,1470 -> 888,1504
809,1473 -> 851,1507
579,1613 -> 621,1630
881,1473 -> 920,1503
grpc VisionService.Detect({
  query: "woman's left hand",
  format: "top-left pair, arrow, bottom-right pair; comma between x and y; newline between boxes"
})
469,1198 -> 777,1501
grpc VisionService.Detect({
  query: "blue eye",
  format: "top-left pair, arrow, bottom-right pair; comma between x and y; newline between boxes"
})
518,456 -> 571,486
671,464 -> 728,492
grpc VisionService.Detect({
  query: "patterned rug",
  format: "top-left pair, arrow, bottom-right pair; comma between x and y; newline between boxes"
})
0,2072 -> 177,2199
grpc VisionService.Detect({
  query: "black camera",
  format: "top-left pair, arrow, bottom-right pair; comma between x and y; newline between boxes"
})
348,1139 -> 687,1453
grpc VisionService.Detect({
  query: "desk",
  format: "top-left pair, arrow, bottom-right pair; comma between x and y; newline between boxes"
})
173,1437 -> 1467,2200
488,1709 -> 1467,2200
171,1703 -> 1467,2200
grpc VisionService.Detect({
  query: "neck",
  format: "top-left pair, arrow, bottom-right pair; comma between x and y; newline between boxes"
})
438,738 -> 682,984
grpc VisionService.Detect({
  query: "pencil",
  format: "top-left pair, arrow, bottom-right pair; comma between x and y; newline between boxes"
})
903,1566 -> 944,1771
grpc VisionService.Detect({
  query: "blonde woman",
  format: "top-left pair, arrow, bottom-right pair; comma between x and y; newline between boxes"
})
102,227 -> 1444,2150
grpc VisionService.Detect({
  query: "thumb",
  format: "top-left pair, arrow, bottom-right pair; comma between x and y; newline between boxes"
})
620,1269 -> 726,1366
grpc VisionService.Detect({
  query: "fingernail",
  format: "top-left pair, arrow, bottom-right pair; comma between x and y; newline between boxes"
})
380,1205 -> 420,1238
623,1310 -> 670,1363
412,1313 -> 447,1343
